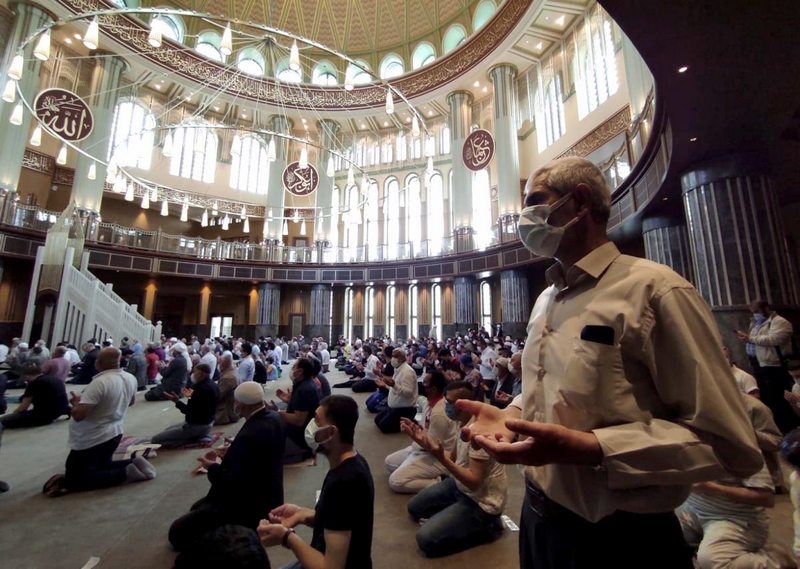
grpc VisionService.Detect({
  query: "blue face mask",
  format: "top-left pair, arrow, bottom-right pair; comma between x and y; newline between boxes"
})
753,313 -> 767,325
444,401 -> 459,421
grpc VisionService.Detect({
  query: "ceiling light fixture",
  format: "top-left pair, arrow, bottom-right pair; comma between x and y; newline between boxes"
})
30,125 -> 42,146
83,17 -> 99,50
56,144 -> 68,165
33,29 -> 50,61
141,190 -> 150,209
87,162 -> 96,180
7,55 -> 23,81
2,79 -> 16,103
124,181 -> 134,201
161,200 -> 168,216
678,66 -> 689,73
9,102 -> 23,125
220,24 -> 233,56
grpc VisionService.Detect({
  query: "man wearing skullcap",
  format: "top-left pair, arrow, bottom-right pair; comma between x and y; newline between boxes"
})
169,381 -> 285,552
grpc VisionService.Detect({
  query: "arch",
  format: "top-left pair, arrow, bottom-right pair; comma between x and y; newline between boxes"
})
276,56 -> 302,83
344,286 -> 354,342
473,0 -> 497,31
384,177 -> 400,260
442,24 -> 467,55
150,12 -> 183,43
480,280 -> 493,332
427,171 -> 444,255
366,181 -> 380,261
379,53 -> 404,79
405,173 -> 421,256
108,99 -> 156,170
412,42 -> 436,70
431,283 -> 442,340
230,135 -> 268,194
345,60 -> 372,86
196,30 -> 223,62
409,284 -> 419,339
237,47 -> 265,76
365,286 -> 375,338
312,60 -> 339,86
386,284 -> 396,339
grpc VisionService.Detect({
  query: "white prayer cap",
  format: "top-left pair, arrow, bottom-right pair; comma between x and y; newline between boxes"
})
235,382 -> 264,405
172,342 -> 187,353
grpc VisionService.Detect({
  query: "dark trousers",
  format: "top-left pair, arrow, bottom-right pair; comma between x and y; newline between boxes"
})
64,434 -> 130,492
374,406 -> 416,433
757,365 -> 799,434
0,410 -> 57,429
520,483 -> 693,569
169,496 -> 247,551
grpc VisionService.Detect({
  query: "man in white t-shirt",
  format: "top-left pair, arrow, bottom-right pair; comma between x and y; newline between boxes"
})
42,347 -> 155,497
199,344 -> 217,379
723,346 -> 760,398
375,349 -> 418,433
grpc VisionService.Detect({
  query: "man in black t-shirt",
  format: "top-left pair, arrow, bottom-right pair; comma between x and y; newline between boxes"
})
0,364 -> 70,428
270,357 -> 321,464
260,395 -> 374,569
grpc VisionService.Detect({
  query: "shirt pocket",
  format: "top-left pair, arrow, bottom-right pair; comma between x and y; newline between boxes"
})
553,338 -> 642,430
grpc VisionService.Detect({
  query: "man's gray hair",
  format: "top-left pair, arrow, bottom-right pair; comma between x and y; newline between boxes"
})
531,157 -> 611,223
220,350 -> 233,363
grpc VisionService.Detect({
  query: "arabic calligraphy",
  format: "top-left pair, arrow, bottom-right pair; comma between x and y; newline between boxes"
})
463,129 -> 495,171
283,162 -> 320,196
33,88 -> 94,142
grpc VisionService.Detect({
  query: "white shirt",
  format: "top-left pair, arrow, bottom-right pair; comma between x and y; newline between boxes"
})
479,347 -> 497,379
68,369 -> 137,451
236,356 -> 255,383
0,344 -> 7,363
731,364 -> 759,395
388,361 -> 418,408
455,424 -> 507,515
748,313 -> 794,368
65,348 -> 82,365
363,354 -> 380,381
515,242 -> 762,522
200,351 -> 217,378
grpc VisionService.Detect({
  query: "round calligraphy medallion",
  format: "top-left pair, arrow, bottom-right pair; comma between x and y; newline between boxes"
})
33,88 -> 94,142
462,129 -> 495,171
283,161 -> 320,196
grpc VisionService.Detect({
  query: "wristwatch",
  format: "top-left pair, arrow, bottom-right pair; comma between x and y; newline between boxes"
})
281,527 -> 296,548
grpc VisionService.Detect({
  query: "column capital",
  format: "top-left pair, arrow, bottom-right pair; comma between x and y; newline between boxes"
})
488,63 -> 518,82
269,115 -> 292,133
446,90 -> 474,107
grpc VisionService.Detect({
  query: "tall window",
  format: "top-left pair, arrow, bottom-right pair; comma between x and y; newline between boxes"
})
169,124 -> 217,183
409,285 -> 419,339
345,60 -> 372,85
365,181 -> 379,261
575,16 -> 619,118
480,281 -> 493,333
440,126 -> 451,154
535,70 -> 566,150
405,174 -> 421,256
428,172 -> 444,255
344,287 -> 353,342
443,25 -> 467,54
150,14 -> 183,43
379,54 -> 404,79
384,178 -> 400,260
432,284 -> 442,340
312,61 -> 338,86
365,286 -> 375,339
195,31 -> 223,61
473,0 -> 497,30
345,185 -> 360,259
386,285 -> 396,340
237,48 -> 265,76
412,43 -> 436,69
108,100 -> 155,169
230,135 -> 269,194
329,186 -> 340,248
473,169 -> 492,249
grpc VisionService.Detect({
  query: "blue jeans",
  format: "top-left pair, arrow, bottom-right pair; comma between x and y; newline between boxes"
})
407,477 -> 500,557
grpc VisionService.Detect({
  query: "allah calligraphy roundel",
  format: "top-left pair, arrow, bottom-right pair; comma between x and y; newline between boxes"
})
462,129 -> 495,171
283,161 -> 320,196
33,88 -> 94,142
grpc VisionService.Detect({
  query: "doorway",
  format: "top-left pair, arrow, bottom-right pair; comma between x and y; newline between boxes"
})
210,315 -> 233,338
289,314 -> 303,338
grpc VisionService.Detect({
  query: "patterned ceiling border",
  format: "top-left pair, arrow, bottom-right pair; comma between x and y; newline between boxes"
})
53,0 -> 532,110
558,106 -> 632,159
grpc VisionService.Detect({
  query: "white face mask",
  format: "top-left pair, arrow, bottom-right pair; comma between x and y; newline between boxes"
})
304,418 -> 334,452
518,192 -> 584,258
391,357 -> 401,368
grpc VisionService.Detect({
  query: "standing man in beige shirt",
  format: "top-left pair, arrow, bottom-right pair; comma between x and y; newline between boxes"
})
460,157 -> 763,569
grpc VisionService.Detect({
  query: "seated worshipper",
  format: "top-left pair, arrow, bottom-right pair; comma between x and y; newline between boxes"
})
780,429 -> 800,567
43,347 -> 155,496
486,357 -> 514,409
72,341 -> 100,385
145,346 -> 160,384
215,352 -> 239,426
0,361 -> 70,428
259,395 -> 374,569
41,345 -> 71,383
145,342 -> 189,401
459,353 -> 485,401
406,381 -> 507,557
151,363 -> 218,448
724,345 -> 760,399
168,382 -> 284,551
308,356 -> 331,398
269,357 -> 320,464
173,525 -> 272,569
265,356 -> 279,382
123,347 -> 148,391
374,349 -> 419,434
676,418 -> 783,569
385,370 -> 458,493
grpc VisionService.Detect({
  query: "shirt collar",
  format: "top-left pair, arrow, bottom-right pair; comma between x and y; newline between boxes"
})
545,241 -> 621,291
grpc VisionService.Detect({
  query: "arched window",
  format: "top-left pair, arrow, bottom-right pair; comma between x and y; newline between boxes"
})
386,285 -> 396,339
442,24 -> 467,55
428,172 -> 444,255
432,284 -> 442,340
384,178 -> 400,260
329,186 -> 340,248
405,174 -> 421,256
169,124 -> 217,183
379,54 -> 404,79
480,281 -> 493,333
535,71 -> 566,150
575,16 -> 619,118
473,169 -> 492,249
473,0 -> 497,31
345,60 -> 372,86
312,61 -> 338,86
108,100 -> 155,170
345,184 -> 360,260
276,57 -> 301,83
150,13 -> 183,43
237,48 -> 265,76
412,42 -> 436,69
365,181 -> 379,261
344,286 -> 354,342
440,126 -> 450,154
195,31 -> 223,62
230,135 -> 269,194
365,286 -> 375,339
409,284 -> 419,339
